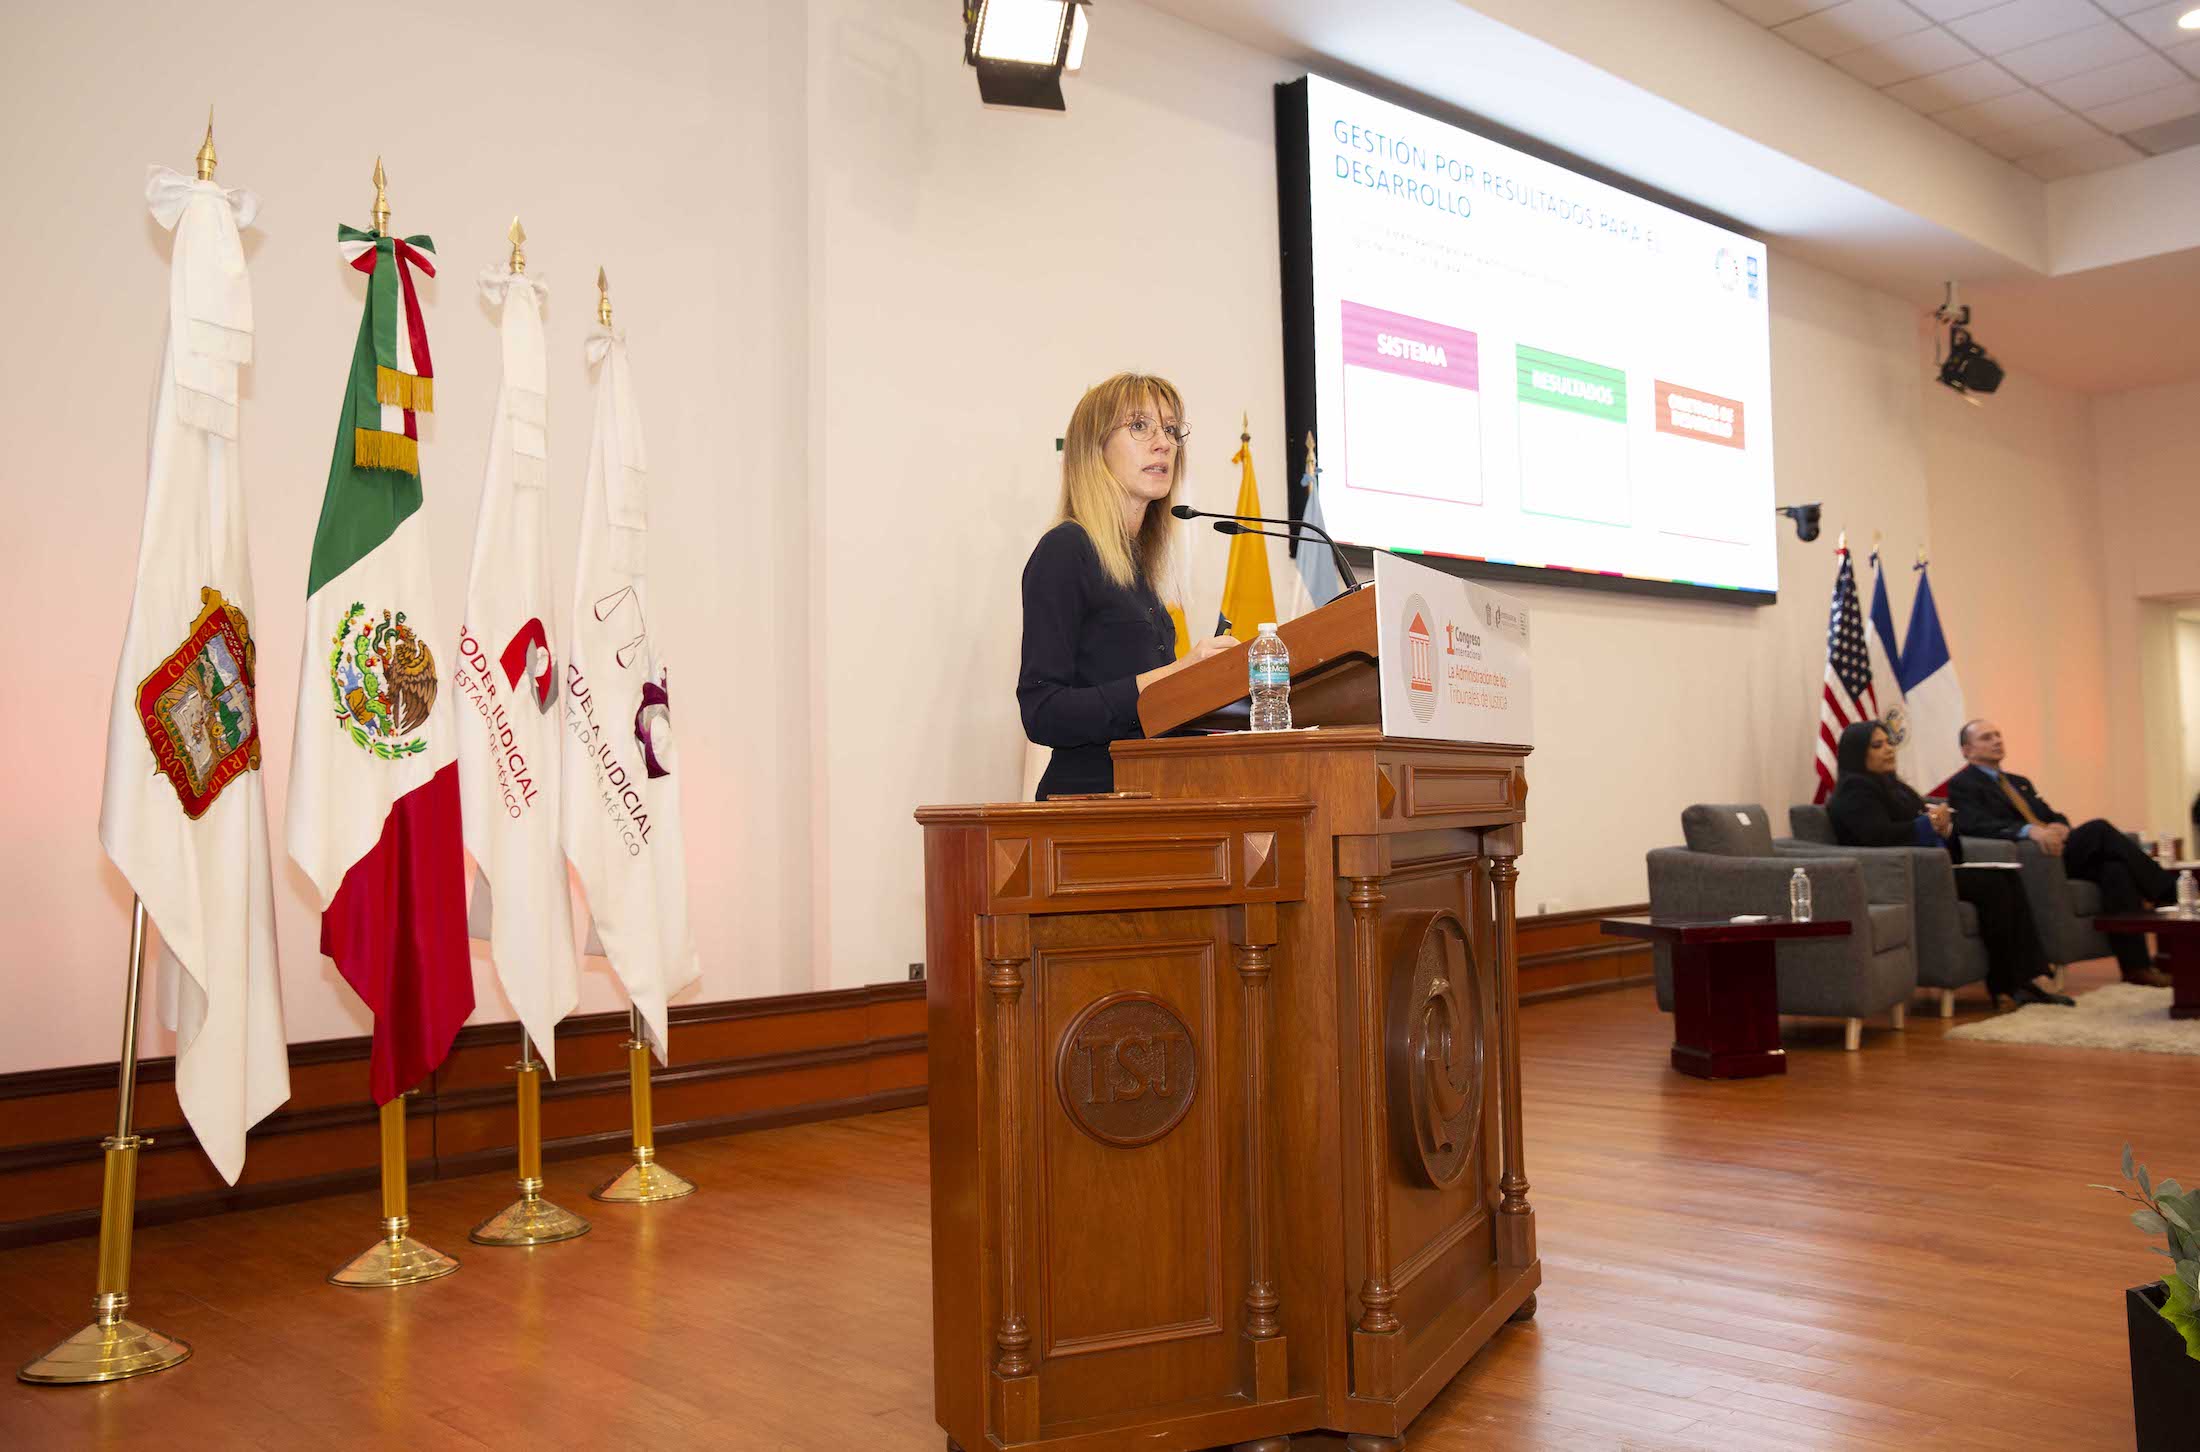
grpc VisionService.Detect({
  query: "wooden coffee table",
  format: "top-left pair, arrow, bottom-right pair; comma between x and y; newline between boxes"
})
2095,911 -> 2200,1019
1602,916 -> 1853,1078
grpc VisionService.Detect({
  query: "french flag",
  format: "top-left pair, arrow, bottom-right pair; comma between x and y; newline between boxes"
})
1898,563 -> 1968,795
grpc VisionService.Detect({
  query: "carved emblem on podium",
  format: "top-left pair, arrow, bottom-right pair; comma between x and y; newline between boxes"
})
1055,992 -> 1199,1148
1384,910 -> 1485,1187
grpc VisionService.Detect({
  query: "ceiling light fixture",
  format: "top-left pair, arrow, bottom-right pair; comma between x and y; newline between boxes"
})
2180,8 -> 2200,30
963,1 -> 1092,111
1932,282 -> 2003,401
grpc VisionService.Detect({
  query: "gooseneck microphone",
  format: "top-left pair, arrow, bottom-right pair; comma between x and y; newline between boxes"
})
1170,503 -> 1362,594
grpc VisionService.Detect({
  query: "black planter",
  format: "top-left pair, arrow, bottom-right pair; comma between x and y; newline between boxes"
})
2128,1282 -> 2200,1452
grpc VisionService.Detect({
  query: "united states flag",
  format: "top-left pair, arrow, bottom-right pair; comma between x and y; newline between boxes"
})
1813,545 -> 1878,803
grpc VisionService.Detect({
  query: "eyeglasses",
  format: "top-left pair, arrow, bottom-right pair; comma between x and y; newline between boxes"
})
1115,415 -> 1191,447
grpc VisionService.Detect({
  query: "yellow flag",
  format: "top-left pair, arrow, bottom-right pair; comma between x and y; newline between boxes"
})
1219,426 -> 1278,644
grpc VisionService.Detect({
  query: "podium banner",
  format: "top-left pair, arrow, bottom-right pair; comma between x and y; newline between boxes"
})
1373,552 -> 1533,746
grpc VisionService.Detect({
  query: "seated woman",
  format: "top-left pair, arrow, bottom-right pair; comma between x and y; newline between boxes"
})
1016,372 -> 1234,800
1828,720 -> 2072,1010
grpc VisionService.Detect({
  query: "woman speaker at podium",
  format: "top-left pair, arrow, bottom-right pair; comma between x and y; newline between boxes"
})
1018,373 -> 1234,799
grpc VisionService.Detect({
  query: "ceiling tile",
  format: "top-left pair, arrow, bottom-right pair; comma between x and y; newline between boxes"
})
1997,21 -> 2149,83
1973,109 -> 2109,154
2124,108 -> 2200,149
1936,85 -> 2067,134
2017,134 -> 2145,175
2089,0 -> 2167,13
2118,2 -> 2200,48
2171,37 -> 2200,76
2042,51 -> 2184,107
1774,0 -> 1932,56
1722,0 -> 1835,23
2085,77 -> 2200,129
1831,26 -> 1981,83
1884,56 -> 2029,108
1906,0 -> 2009,17
1946,0 -> 2108,53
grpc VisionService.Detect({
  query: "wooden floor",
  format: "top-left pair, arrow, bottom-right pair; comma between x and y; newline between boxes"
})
3,962 -> 2190,1451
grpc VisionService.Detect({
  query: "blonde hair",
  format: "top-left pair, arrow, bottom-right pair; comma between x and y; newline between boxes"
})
1057,372 -> 1185,590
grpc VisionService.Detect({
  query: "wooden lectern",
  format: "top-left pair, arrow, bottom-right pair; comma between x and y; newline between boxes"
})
918,587 -> 1538,1452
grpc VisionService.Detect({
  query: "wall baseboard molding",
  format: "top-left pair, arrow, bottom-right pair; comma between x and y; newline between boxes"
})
1518,902 -> 1652,1003
0,981 -> 927,1250
0,903 -> 1650,1248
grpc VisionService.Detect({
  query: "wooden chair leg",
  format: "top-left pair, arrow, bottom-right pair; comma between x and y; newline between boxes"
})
1939,989 -> 1955,1019
1889,1003 -> 1906,1031
1844,1018 -> 1862,1051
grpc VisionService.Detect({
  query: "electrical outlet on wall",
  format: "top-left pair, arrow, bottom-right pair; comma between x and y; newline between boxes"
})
908,962 -> 925,981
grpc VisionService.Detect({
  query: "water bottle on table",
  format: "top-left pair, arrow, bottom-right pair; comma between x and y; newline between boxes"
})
2178,869 -> 2197,917
1248,623 -> 1291,732
1788,866 -> 1812,923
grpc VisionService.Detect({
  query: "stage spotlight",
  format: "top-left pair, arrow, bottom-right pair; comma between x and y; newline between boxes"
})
963,1 -> 1091,112
1775,503 -> 1822,543
1933,281 -> 2002,399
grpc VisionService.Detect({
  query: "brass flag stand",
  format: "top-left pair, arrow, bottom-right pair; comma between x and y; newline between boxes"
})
590,1007 -> 695,1203
327,1091 -> 459,1287
19,899 -> 192,1384
470,1028 -> 591,1244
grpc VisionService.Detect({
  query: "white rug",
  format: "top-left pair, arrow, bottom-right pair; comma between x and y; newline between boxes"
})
1945,982 -> 2199,1057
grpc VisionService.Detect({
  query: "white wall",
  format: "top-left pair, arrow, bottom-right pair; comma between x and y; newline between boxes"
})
0,0 -> 2147,1074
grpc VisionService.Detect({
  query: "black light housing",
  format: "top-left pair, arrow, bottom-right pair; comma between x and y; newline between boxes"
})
1775,503 -> 1822,543
1934,282 -> 2002,399
963,1 -> 1090,111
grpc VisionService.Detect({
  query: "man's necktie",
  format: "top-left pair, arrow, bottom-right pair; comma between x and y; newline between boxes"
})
1997,774 -> 2043,828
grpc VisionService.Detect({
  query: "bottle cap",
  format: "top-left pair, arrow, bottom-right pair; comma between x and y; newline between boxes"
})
1257,622 -> 1277,633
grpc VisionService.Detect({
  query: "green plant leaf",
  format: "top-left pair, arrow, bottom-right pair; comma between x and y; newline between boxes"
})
2124,1144 -> 2137,1180
2135,1210 -> 2169,1236
2160,1179 -> 2186,1199
2160,1274 -> 2200,1363
2165,1201 -> 2194,1233
2140,1164 -> 2154,1198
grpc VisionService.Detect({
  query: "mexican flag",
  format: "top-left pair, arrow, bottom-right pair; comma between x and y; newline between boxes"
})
286,221 -> 472,1104
99,165 -> 290,1185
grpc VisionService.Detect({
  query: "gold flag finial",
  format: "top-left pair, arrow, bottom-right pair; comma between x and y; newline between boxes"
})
1304,430 -> 1317,473
371,157 -> 390,237
508,216 -> 527,275
597,266 -> 612,326
194,106 -> 217,181
1916,545 -> 1929,568
1240,410 -> 1250,443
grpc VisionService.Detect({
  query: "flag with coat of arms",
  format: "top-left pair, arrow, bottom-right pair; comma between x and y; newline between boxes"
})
99,158 -> 290,1184
286,195 -> 473,1105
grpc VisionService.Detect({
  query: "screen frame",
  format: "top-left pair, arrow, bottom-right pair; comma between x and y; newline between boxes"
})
1275,74 -> 1780,608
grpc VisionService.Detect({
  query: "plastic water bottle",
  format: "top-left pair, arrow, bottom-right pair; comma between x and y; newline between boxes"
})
2179,869 -> 2198,917
1248,623 -> 1291,732
1788,866 -> 1812,923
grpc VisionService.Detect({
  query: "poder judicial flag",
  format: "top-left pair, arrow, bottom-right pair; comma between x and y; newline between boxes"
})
457,261 -> 578,1073
562,312 -> 700,1060
286,217 -> 473,1104
99,165 -> 290,1185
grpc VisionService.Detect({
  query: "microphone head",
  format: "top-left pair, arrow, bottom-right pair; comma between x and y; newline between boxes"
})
1170,503 -> 1198,519
1213,519 -> 1243,535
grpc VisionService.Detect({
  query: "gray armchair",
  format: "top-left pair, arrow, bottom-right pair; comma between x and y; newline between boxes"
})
1956,836 -> 2111,969
1647,804 -> 1918,1051
1787,804 -> 1989,1016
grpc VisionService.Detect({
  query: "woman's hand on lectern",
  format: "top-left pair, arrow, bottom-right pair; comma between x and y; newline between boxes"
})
1136,632 -> 1237,693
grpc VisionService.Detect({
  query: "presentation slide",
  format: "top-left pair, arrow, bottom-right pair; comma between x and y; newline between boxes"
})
1282,75 -> 1779,600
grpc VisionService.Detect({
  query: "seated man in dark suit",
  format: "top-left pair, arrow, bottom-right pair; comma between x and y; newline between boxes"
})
1948,718 -> 2175,986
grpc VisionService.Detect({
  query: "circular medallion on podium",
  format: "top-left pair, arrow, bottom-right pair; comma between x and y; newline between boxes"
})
1384,909 -> 1486,1187
1054,992 -> 1200,1148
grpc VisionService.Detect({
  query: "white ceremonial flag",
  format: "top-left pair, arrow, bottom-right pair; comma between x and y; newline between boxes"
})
99,165 -> 289,1184
562,309 -> 699,1060
457,260 -> 579,1072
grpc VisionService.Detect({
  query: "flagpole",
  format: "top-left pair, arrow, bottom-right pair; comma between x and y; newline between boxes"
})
591,1005 -> 695,1203
18,898 -> 192,1384
327,1090 -> 459,1286
470,1026 -> 591,1244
